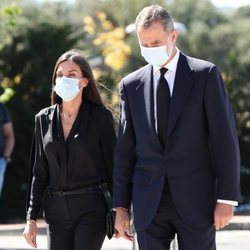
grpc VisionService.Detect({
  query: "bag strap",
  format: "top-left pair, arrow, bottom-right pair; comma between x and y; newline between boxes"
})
100,182 -> 112,209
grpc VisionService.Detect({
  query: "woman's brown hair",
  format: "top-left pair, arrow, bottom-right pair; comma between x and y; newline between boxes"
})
51,49 -> 103,106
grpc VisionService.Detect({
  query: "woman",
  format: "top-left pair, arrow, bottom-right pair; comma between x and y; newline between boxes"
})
23,49 -> 116,250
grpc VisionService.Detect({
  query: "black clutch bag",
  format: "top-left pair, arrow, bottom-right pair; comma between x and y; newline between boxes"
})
106,209 -> 116,239
100,183 -> 116,239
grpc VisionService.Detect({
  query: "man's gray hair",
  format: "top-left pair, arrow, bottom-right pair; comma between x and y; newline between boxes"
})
135,5 -> 174,32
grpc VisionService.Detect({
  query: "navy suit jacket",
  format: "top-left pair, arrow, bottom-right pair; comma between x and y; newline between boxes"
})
113,52 -> 241,231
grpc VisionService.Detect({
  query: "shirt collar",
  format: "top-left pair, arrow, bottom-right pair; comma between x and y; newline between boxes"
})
153,48 -> 180,75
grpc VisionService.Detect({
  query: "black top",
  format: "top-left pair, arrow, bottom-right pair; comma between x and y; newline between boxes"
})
0,103 -> 11,157
26,101 -> 116,220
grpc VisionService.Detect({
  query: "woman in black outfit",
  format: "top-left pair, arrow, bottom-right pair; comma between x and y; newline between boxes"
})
23,49 -> 116,250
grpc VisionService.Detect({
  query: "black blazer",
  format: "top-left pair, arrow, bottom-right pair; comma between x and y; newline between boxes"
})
26,101 -> 116,220
113,52 -> 241,231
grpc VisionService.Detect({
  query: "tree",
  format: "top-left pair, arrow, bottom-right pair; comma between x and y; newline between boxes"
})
75,0 -> 166,27
169,1 -> 250,202
0,3 -> 21,102
0,2 -> 82,221
83,0 -> 250,203
1,0 -> 250,221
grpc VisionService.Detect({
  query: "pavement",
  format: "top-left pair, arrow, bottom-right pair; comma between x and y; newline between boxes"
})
0,216 -> 250,250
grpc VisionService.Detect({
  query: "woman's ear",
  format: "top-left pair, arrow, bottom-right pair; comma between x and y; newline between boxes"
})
79,78 -> 89,88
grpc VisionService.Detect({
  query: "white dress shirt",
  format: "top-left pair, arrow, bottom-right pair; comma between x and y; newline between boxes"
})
152,48 -> 237,207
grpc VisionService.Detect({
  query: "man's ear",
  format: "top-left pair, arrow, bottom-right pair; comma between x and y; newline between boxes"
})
172,30 -> 178,44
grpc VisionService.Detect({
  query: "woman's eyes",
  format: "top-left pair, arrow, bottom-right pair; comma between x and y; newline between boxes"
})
56,74 -> 78,78
68,74 -> 78,78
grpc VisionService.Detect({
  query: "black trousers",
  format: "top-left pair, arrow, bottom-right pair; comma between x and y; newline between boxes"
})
137,183 -> 216,250
44,191 -> 107,250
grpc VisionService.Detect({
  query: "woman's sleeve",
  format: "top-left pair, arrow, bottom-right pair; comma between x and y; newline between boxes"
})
26,115 -> 49,220
100,109 -> 117,194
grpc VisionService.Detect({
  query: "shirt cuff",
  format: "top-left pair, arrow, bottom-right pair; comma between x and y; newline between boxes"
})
217,199 -> 238,206
113,207 -> 128,211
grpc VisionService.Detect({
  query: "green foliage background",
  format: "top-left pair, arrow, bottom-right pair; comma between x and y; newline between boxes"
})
0,0 -> 249,221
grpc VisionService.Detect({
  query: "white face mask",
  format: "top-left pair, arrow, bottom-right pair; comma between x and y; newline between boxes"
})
140,39 -> 173,67
54,76 -> 81,102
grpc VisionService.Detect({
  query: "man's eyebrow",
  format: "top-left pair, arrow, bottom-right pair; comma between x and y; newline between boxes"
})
150,40 -> 161,44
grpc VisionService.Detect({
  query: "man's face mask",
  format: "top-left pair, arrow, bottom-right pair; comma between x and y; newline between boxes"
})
140,36 -> 174,67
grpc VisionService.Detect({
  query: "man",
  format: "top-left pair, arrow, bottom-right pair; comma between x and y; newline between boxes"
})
0,102 -> 15,197
113,4 -> 241,250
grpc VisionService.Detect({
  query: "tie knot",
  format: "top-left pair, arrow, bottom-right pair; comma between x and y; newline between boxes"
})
160,67 -> 168,77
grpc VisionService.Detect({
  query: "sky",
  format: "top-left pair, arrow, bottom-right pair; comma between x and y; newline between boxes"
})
36,0 -> 250,9
210,0 -> 250,8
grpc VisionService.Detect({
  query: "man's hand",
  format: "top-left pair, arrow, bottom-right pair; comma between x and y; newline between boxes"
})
114,208 -> 133,241
23,220 -> 38,248
214,203 -> 234,230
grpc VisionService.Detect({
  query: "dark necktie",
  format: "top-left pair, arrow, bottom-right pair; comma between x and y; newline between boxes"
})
157,68 -> 171,148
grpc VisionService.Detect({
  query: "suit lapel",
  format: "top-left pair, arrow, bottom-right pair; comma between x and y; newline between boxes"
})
167,53 -> 194,139
135,64 -> 164,150
136,57 -> 194,151
138,65 -> 157,135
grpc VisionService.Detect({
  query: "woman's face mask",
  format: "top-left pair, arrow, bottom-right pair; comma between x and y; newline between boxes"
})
54,76 -> 81,102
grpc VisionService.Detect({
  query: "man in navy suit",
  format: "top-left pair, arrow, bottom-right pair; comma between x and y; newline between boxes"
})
113,4 -> 241,250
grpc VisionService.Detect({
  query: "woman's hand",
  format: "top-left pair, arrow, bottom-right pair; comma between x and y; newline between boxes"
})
23,219 -> 38,248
